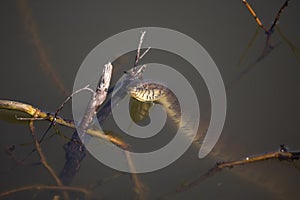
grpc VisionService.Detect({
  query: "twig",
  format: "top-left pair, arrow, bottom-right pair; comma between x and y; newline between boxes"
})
29,111 -> 69,200
0,100 -> 128,149
216,145 -> 300,169
17,85 -> 94,161
242,0 -> 267,32
39,85 -> 93,144
0,185 -> 89,198
171,145 -> 300,195
231,0 -> 291,90
134,31 -> 148,66
242,0 -> 290,35
268,0 -> 290,34
139,47 -> 151,61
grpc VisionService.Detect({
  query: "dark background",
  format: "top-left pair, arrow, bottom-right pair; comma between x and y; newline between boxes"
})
0,0 -> 299,199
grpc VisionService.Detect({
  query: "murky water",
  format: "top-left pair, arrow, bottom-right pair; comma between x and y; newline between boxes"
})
0,0 -> 300,199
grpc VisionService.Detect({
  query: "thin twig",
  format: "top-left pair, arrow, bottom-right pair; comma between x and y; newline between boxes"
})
134,31 -> 151,67
39,85 -> 93,144
139,46 -> 151,61
268,0 -> 290,34
0,185 -> 89,198
232,0 -> 291,90
29,111 -> 69,200
216,146 -> 300,169
171,145 -> 300,196
134,31 -> 147,66
242,0 -> 290,35
242,0 -> 268,32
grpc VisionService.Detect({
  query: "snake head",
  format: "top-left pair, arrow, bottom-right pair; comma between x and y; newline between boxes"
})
127,81 -> 167,102
127,84 -> 145,102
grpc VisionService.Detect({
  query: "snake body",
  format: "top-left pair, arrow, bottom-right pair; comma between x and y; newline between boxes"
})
128,80 -> 202,147
128,81 -> 181,126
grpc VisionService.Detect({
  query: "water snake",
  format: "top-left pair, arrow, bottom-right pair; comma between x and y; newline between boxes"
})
127,80 -> 201,145
128,81 -> 181,123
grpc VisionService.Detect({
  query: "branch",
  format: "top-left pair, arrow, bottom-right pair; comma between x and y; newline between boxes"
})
77,63 -> 113,140
28,112 -> 69,200
242,0 -> 268,32
216,145 -> 300,169
268,0 -> 290,34
0,100 -> 129,149
232,0 -> 291,90
0,185 -> 89,198
38,85 -> 93,144
172,145 -> 300,195
97,31 -> 150,125
134,31 -> 151,66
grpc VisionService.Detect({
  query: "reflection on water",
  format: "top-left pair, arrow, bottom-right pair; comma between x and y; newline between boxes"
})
0,0 -> 300,200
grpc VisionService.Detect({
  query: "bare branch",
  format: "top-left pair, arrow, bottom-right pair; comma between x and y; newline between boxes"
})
172,145 -> 300,196
38,85 -> 94,144
269,0 -> 290,33
242,0 -> 290,35
77,62 -> 113,139
242,0 -> 268,32
134,31 -> 151,67
139,46 -> 151,61
0,100 -> 128,149
134,31 -> 146,66
28,112 -> 69,200
0,185 -> 89,198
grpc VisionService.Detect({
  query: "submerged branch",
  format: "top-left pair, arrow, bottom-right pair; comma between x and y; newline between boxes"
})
0,99 -> 128,149
174,145 -> 300,195
28,116 -> 69,200
77,63 -> 113,140
0,185 -> 89,198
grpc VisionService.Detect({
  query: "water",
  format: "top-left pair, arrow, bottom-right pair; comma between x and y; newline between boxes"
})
0,0 -> 300,199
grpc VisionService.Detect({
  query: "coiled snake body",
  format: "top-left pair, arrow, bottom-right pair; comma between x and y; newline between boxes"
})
128,81 -> 181,125
128,80 -> 201,145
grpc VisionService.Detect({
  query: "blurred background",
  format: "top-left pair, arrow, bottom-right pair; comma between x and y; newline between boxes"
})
0,0 -> 299,199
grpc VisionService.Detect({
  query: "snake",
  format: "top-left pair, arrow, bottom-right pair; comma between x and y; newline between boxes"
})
128,81 -> 181,123
127,80 -> 202,145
